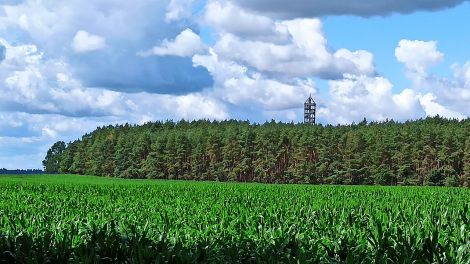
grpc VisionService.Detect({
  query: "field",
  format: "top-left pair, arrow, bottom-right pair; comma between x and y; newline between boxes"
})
0,175 -> 469,263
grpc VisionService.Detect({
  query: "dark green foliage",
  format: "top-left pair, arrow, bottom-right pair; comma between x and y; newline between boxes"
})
463,139 -> 470,187
42,141 -> 66,173
373,165 -> 395,185
49,117 -> 470,186
0,175 -> 469,263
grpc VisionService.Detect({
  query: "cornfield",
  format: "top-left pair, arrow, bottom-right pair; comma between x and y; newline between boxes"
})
0,175 -> 469,263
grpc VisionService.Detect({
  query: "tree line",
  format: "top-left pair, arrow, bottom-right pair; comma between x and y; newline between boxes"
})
44,117 -> 470,186
0,168 -> 44,175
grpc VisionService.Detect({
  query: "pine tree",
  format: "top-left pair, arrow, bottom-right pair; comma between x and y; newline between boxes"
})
462,139 -> 470,187
175,133 -> 191,179
222,128 -> 243,182
101,135 -> 115,177
141,142 -> 165,179
113,135 -> 133,178
165,134 -> 178,179
70,143 -> 86,175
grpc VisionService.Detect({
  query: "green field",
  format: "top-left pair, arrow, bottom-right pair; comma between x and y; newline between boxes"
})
0,175 -> 469,263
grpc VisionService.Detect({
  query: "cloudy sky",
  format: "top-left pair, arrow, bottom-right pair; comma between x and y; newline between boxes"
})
1,0 -> 470,169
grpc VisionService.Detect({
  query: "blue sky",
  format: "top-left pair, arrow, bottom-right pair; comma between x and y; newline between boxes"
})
323,2 -> 470,92
1,0 -> 470,169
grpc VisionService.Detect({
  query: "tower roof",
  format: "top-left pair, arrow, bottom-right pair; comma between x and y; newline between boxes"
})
304,94 -> 316,124
305,94 -> 316,104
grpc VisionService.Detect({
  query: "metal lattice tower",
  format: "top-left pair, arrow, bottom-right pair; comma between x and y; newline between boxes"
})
304,95 -> 316,124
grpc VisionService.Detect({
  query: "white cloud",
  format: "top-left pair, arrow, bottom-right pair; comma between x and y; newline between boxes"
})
320,74 -> 425,124
209,18 -> 375,78
319,45 -> 470,124
452,62 -> 470,87
395,39 -> 444,78
71,30 -> 106,53
204,1 -> 276,37
194,48 -> 316,115
132,93 -> 229,120
222,74 -> 315,111
394,40 -> 470,119
165,0 -> 196,22
139,28 -> 205,57
0,0 -> 212,93
0,38 -> 226,124
419,93 -> 465,119
334,49 -> 375,77
0,38 -> 227,168
392,88 -> 422,113
410,76 -> 470,119
0,38 -> 42,68
0,39 -> 125,116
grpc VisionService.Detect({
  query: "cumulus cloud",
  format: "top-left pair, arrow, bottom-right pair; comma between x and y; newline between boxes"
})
419,93 -> 465,119
71,30 -> 106,53
0,0 -> 213,94
0,38 -> 227,168
209,18 -> 375,78
165,0 -> 196,22
203,1 -> 276,37
193,48 -> 316,120
320,74 -> 425,124
129,92 -> 228,120
231,0 -> 467,18
0,39 -> 125,116
453,62 -> 470,87
138,28 -> 205,57
395,39 -> 444,78
412,75 -> 470,118
0,39 -> 226,120
319,39 -> 470,124
334,49 -> 375,76
394,40 -> 470,119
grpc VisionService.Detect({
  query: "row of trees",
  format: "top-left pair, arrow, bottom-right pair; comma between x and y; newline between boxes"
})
0,168 -> 44,175
44,117 -> 470,186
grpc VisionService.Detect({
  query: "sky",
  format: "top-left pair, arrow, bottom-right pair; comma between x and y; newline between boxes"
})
1,0 -> 470,169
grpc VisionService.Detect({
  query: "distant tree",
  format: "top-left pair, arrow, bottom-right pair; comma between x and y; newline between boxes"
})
43,141 -> 66,173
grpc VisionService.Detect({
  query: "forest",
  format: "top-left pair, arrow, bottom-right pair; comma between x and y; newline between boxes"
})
44,116 -> 470,187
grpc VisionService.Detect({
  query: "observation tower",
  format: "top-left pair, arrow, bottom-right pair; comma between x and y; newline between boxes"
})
304,95 -> 316,124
